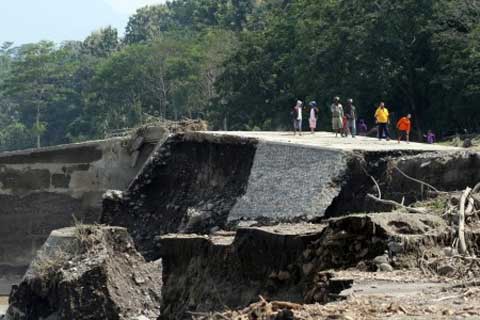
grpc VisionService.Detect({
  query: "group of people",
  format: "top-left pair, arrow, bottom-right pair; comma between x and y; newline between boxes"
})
291,97 -> 436,144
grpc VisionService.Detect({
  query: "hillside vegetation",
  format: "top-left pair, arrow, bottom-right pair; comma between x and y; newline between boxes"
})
0,0 -> 479,150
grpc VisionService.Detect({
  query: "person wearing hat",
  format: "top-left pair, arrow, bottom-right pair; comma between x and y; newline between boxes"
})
330,96 -> 344,137
292,100 -> 303,136
309,101 -> 319,134
344,98 -> 357,137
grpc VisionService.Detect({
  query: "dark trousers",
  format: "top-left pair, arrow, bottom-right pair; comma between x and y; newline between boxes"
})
378,123 -> 390,139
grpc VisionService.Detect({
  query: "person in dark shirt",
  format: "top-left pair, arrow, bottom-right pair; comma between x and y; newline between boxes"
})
344,98 -> 357,137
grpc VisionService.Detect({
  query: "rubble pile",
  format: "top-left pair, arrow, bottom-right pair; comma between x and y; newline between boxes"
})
5,226 -> 162,320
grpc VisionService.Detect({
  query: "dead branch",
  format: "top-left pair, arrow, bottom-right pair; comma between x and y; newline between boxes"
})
393,165 -> 444,194
459,187 -> 472,255
472,182 -> 480,194
370,176 -> 382,199
366,194 -> 427,214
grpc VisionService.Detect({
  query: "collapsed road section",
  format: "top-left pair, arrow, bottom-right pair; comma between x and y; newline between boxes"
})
5,130 -> 480,320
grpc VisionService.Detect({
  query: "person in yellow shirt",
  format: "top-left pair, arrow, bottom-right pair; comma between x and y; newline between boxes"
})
374,102 -> 390,141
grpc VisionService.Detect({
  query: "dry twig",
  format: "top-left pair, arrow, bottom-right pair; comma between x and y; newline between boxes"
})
366,194 -> 427,214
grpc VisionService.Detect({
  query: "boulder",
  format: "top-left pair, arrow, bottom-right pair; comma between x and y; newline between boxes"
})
6,226 -> 162,320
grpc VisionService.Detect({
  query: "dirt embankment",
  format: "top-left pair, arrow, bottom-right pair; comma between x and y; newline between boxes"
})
156,212 -> 450,319
6,226 -> 162,320
102,133 -> 258,258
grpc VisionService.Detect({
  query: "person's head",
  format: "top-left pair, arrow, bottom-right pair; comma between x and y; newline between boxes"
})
309,101 -> 317,108
407,114 -> 412,119
296,100 -> 303,107
334,96 -> 340,103
428,129 -> 432,134
347,98 -> 353,105
380,102 -> 385,108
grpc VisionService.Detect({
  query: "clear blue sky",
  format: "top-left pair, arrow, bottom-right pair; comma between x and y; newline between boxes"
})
0,0 -> 164,45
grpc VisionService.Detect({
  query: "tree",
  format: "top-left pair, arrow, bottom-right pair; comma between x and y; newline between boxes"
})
2,41 -> 74,148
124,5 -> 174,44
82,26 -> 119,57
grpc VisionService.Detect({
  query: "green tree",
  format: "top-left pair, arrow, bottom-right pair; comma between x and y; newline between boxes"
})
2,41 -> 75,148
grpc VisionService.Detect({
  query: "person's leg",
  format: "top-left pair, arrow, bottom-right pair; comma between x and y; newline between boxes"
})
406,132 -> 410,143
299,120 -> 302,136
398,130 -> 402,143
349,120 -> 356,137
344,124 -> 350,137
385,124 -> 391,140
378,124 -> 383,140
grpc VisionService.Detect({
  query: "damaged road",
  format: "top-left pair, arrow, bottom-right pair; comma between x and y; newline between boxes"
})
5,131 -> 480,320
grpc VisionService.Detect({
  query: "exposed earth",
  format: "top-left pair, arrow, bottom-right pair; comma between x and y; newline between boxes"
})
195,270 -> 480,320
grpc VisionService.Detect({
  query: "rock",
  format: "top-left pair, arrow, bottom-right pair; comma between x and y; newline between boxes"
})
6,226 -> 162,320
388,239 -> 404,256
275,309 -> 295,320
373,252 -> 389,266
437,264 -> 455,276
377,263 -> 394,272
463,138 -> 473,148
443,247 -> 458,257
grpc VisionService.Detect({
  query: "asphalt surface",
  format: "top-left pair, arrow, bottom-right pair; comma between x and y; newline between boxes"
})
209,131 -> 459,152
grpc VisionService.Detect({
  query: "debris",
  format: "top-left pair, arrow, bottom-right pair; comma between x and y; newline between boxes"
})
6,226 -> 162,320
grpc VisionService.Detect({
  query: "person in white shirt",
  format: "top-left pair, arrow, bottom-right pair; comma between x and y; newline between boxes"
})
309,101 -> 319,134
292,100 -> 303,136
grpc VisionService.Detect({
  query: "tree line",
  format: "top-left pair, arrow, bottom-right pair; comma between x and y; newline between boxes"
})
0,0 -> 479,151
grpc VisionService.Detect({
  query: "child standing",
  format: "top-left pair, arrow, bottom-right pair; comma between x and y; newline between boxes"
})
396,114 -> 412,143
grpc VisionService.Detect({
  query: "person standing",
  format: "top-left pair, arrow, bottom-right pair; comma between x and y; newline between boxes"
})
358,119 -> 368,136
424,130 -> 436,144
396,114 -> 412,143
330,96 -> 344,137
309,101 -> 319,134
292,100 -> 303,136
374,102 -> 390,141
344,98 -> 357,137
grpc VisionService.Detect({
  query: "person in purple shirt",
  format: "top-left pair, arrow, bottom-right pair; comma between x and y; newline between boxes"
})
424,130 -> 436,144
358,119 -> 368,136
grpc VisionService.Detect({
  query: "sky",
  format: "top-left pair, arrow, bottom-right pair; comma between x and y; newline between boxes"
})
0,0 -> 165,45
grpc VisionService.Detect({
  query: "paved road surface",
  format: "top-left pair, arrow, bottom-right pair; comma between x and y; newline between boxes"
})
209,131 -> 459,152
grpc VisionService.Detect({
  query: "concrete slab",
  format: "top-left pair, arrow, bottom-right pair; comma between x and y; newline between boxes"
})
208,131 -> 460,152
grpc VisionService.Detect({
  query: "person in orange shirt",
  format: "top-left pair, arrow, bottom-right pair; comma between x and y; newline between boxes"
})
396,114 -> 412,143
